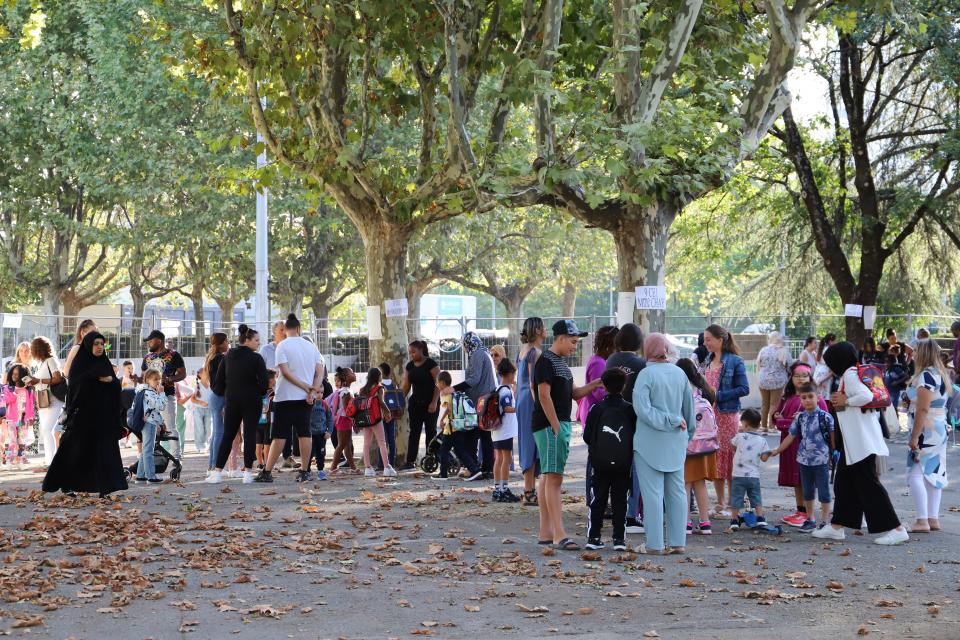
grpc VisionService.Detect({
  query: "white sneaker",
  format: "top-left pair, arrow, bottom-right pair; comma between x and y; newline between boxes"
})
874,528 -> 909,545
205,470 -> 223,484
242,471 -> 255,484
364,467 -> 376,477
811,525 -> 845,540
382,466 -> 397,477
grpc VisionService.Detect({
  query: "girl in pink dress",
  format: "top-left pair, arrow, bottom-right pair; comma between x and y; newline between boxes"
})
2,365 -> 36,469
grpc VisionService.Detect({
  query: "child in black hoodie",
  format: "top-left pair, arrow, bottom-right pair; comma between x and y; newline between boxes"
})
583,368 -> 637,551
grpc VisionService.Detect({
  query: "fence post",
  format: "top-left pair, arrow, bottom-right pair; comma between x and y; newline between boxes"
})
460,316 -> 468,372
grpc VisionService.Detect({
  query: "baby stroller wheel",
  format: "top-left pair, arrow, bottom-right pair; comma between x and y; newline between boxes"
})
123,468 -> 132,480
448,456 -> 461,476
419,455 -> 438,474
169,467 -> 181,481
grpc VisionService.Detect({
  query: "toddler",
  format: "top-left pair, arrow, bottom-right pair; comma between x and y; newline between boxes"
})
329,367 -> 358,474
434,371 -> 457,479
728,408 -> 770,530
1,365 -> 35,469
136,370 -> 167,483
257,370 -> 277,470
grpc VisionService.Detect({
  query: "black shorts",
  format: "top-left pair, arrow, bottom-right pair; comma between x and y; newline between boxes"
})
492,438 -> 514,451
256,425 -> 272,445
271,400 -> 312,441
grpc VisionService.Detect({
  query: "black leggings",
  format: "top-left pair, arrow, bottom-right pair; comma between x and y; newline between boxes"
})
216,397 -> 260,470
831,453 -> 900,533
406,402 -> 438,465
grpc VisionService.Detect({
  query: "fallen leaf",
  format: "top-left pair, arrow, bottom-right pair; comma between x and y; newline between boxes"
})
577,607 -> 595,615
928,605 -> 941,616
516,604 -> 549,613
421,621 -> 438,627
677,578 -> 700,588
96,607 -> 123,614
874,599 -> 903,608
857,625 -> 869,636
11,617 -> 43,628
542,547 -> 556,556
827,581 -> 844,591
644,632 -> 660,638
580,551 -> 601,561
879,613 -> 896,620
464,605 -> 480,612
178,620 -> 199,633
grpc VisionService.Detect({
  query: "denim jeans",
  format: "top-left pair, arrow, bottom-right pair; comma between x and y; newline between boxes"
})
193,407 -> 212,452
208,393 -> 225,469
627,462 -> 642,520
137,421 -> 158,480
382,420 -> 397,467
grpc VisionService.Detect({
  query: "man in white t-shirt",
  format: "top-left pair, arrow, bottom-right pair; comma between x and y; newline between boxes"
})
256,314 -> 326,483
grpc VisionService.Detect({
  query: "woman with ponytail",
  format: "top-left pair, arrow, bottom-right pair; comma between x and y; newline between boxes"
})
206,325 -> 268,484
702,324 -> 749,517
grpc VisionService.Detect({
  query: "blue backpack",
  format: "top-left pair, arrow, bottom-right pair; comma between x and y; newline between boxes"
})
127,389 -> 146,434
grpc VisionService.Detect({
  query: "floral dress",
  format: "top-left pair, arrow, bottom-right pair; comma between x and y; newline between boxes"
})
705,366 -> 738,480
905,367 -> 949,490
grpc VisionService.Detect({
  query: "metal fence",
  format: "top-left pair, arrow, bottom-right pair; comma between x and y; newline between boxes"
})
4,311 -> 959,375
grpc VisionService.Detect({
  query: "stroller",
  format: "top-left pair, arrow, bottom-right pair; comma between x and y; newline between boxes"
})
418,431 -> 462,476
120,388 -> 182,482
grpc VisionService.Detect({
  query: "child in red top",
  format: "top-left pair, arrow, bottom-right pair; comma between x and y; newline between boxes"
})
2,365 -> 36,469
328,367 -> 358,474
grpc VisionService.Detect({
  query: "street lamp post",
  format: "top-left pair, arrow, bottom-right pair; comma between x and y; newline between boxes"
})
255,97 -> 270,335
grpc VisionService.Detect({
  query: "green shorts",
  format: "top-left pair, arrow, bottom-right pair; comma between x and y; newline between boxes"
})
533,421 -> 572,475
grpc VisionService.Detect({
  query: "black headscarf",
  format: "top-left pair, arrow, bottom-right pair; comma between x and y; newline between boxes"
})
823,341 -> 858,377
66,332 -> 116,408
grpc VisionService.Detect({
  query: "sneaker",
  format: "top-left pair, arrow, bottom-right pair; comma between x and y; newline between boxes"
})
296,471 -> 313,483
728,519 -> 740,531
612,539 -> 627,551
585,538 -> 605,550
500,488 -> 521,503
465,471 -> 483,482
799,520 -> 817,532
625,518 -> 644,534
433,474 -> 450,480
205,470 -> 223,484
382,466 -> 398,477
697,521 -> 712,535
148,478 -> 163,484
364,467 -> 376,477
242,471 -> 255,484
253,470 -> 274,483
282,456 -> 297,469
874,528 -> 909,546
315,470 -> 328,481
492,489 -> 503,502
811,525 -> 845,540
686,521 -> 693,534
755,516 -> 768,526
135,477 -> 148,483
782,511 -> 807,527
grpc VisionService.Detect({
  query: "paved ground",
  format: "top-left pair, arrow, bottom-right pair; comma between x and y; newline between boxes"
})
0,425 -> 958,640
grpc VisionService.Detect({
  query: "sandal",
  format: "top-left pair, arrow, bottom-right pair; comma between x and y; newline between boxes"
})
552,538 -> 580,551
537,539 -> 552,545
928,519 -> 941,531
523,490 -> 538,505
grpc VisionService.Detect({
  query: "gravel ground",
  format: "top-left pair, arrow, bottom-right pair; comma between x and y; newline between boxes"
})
0,425 -> 957,640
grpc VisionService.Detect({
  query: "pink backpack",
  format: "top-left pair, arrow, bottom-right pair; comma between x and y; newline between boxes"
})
686,389 -> 720,456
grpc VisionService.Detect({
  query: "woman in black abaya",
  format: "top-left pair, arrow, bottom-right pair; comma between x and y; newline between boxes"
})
43,332 -> 128,497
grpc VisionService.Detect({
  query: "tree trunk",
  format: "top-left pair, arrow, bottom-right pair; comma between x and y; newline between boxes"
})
41,289 -> 60,336
310,302 -> 333,359
191,290 -> 207,358
361,222 -> 412,463
502,296 -> 525,361
130,286 -> 148,362
561,281 -> 577,317
218,299 -> 238,331
611,202 -> 678,335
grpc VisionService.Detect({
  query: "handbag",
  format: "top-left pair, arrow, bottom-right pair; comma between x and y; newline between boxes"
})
37,388 -> 51,409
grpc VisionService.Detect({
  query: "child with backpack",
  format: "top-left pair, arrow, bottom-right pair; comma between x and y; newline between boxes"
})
489,359 -> 519,502
583,368 -> 636,551
256,370 -> 277,472
727,409 -> 771,531
306,386 -> 333,481
329,367 -> 358,475
884,345 -> 910,411
378,362 -> 402,471
136,370 -> 167,483
676,358 -> 718,535
352,368 -> 397,478
763,382 -> 836,531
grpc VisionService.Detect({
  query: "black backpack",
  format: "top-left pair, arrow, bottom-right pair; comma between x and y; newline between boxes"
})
588,403 -> 634,473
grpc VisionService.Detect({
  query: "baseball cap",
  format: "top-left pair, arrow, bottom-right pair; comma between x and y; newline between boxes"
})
143,330 -> 166,342
552,319 -> 588,338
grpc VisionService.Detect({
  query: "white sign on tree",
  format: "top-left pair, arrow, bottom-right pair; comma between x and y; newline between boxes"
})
384,298 -> 409,318
634,286 -> 667,310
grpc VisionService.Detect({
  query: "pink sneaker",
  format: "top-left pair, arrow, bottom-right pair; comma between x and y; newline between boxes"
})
782,512 -> 807,527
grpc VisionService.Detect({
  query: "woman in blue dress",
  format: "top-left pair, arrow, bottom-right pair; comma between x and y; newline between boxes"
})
905,339 -> 951,533
516,317 -> 545,505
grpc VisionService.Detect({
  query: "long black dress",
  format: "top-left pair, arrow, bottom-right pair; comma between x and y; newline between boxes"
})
42,332 -> 128,496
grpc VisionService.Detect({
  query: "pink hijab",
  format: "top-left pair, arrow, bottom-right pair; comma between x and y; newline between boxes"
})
643,333 -> 670,363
